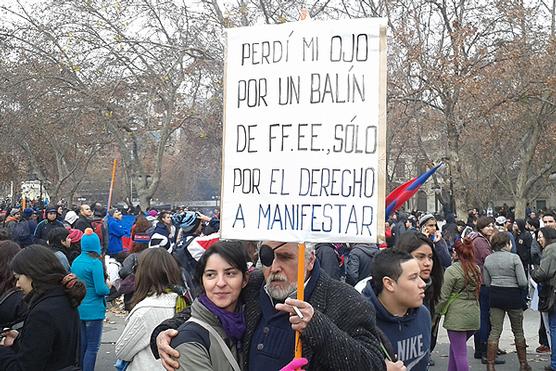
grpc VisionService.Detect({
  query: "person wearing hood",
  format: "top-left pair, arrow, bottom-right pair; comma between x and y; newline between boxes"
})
514,219 -> 533,277
346,242 -> 379,286
107,208 -> 130,258
362,249 -> 431,370
71,228 -> 112,371
419,214 -> 452,268
64,210 -> 79,229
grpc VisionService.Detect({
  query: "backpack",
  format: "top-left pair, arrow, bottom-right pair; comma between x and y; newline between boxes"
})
172,236 -> 199,297
90,219 -> 105,247
133,232 -> 150,244
11,221 -> 33,247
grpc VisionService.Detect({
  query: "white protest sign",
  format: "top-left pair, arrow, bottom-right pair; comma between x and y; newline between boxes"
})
221,18 -> 387,243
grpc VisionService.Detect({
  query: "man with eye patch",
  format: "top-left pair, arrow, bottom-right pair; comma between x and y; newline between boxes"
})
150,240 -> 394,371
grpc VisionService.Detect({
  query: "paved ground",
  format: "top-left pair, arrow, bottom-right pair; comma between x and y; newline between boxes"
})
97,309 -> 127,371
96,307 -> 551,370
430,309 -> 550,370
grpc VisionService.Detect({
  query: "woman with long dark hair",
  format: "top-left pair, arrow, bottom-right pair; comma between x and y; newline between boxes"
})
437,237 -> 481,371
0,241 -> 26,330
483,232 -> 530,370
513,219 -> 532,277
71,228 -> 111,371
0,245 -> 85,370
395,231 -> 444,313
115,248 -> 184,370
170,240 -> 249,370
531,227 -> 556,371
395,231 -> 444,365
131,213 -> 151,242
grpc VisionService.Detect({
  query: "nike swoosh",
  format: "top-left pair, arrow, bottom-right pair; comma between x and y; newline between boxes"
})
405,351 -> 429,371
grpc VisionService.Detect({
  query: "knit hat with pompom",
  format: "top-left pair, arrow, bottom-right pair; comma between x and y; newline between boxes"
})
81,228 -> 101,254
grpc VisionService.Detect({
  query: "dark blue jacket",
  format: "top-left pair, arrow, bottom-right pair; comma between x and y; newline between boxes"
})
34,219 -> 64,243
346,243 -> 379,286
10,219 -> 37,247
315,243 -> 342,281
248,264 -> 320,370
433,238 -> 452,268
362,282 -> 431,371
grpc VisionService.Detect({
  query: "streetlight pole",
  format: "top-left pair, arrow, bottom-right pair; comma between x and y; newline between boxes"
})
449,165 -> 455,214
39,179 -> 43,205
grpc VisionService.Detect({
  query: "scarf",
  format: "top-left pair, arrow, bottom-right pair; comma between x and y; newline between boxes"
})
164,286 -> 190,313
198,294 -> 246,343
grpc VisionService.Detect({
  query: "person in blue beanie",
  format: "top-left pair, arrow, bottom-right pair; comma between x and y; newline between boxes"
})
71,228 -> 111,371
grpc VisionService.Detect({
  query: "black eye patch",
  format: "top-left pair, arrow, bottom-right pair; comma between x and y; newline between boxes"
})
259,242 -> 287,267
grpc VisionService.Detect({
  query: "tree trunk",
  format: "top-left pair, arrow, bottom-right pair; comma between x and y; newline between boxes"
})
138,190 -> 151,209
515,197 -> 527,219
445,117 -> 467,219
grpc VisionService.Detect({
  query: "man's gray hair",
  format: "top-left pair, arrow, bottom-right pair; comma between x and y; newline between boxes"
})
304,242 -> 316,260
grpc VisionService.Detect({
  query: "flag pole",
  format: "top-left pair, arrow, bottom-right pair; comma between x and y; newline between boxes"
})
295,242 -> 306,364
107,159 -> 117,209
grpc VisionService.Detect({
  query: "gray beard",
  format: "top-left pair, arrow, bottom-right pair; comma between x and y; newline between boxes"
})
266,281 -> 297,301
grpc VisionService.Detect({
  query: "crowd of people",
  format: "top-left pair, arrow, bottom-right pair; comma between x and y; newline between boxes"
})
0,200 -> 555,371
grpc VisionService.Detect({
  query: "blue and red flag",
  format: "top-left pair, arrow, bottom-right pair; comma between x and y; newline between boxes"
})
385,163 -> 444,219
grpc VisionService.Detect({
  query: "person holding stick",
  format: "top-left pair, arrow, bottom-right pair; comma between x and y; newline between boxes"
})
150,241 -> 396,371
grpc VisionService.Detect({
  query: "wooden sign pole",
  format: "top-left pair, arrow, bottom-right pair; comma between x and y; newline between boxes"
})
294,242 -> 306,365
107,159 -> 117,209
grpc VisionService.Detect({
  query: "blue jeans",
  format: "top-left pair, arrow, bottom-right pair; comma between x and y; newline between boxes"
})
80,320 -> 103,371
549,310 -> 556,369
